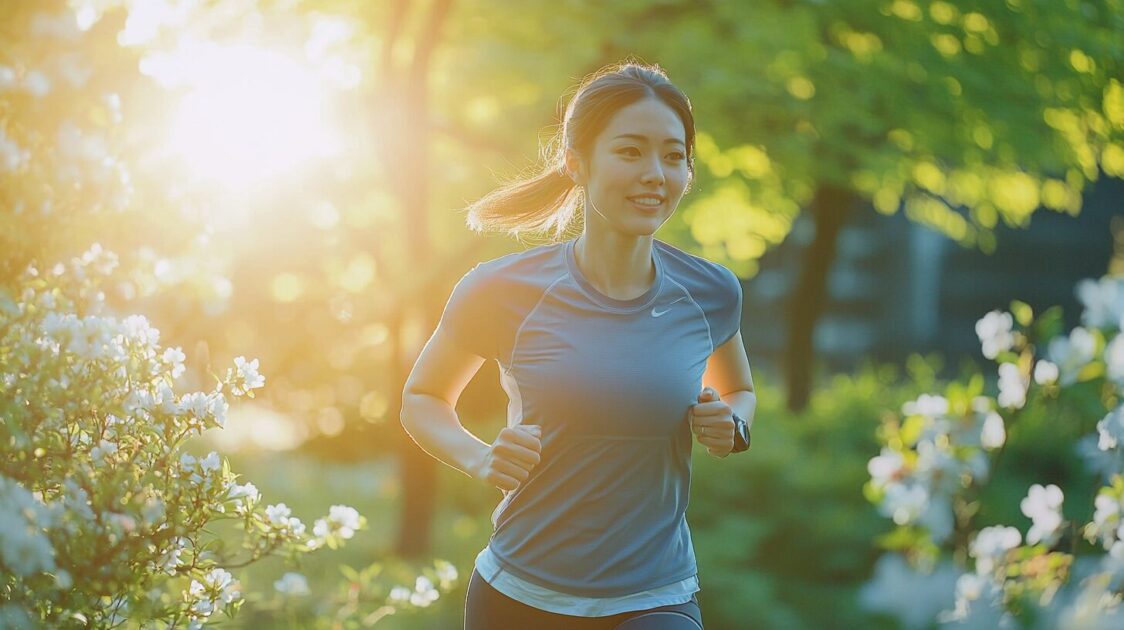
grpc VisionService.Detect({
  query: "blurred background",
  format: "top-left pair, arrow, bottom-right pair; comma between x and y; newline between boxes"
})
2,0 -> 1121,627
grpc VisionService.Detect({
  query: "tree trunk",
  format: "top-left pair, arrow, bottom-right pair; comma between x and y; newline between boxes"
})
388,0 -> 455,560
784,184 -> 857,412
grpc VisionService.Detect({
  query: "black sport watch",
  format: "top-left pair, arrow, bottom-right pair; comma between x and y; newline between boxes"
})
732,413 -> 751,453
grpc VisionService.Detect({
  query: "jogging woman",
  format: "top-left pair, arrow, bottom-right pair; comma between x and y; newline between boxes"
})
401,61 -> 757,630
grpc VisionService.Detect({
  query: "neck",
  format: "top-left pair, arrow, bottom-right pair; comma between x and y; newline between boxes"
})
574,231 -> 656,300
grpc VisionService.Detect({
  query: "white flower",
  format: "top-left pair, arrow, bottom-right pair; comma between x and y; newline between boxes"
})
0,477 -> 57,576
274,572 -> 310,596
124,388 -> 156,415
880,482 -> 928,526
955,571 -> 987,603
1097,406 -> 1124,451
1021,484 -> 1064,546
227,482 -> 259,501
121,314 -> 160,348
941,571 -> 1005,625
163,346 -> 186,379
180,392 -> 209,419
1076,276 -> 1124,330
386,575 -> 441,608
970,526 -> 1021,575
155,537 -> 188,575
1033,360 -> 1059,386
902,394 -> 949,418
199,451 -> 221,473
388,586 -> 412,605
314,505 -> 361,540
858,554 -> 961,630
189,597 -> 215,616
264,503 -> 305,536
976,311 -> 1015,359
207,392 -> 228,428
90,439 -> 118,463
203,567 -> 240,604
227,481 -> 259,515
265,503 -> 292,526
227,356 -> 265,396
1048,327 -> 1096,386
410,576 -> 440,607
867,448 -> 905,486
155,382 -> 181,415
1092,493 -> 1122,551
1105,335 -> 1124,385
997,363 -> 1028,410
435,562 -> 458,585
980,412 -> 1006,450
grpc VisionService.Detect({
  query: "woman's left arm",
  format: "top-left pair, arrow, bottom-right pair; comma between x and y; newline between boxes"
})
690,331 -> 756,458
702,331 -> 756,426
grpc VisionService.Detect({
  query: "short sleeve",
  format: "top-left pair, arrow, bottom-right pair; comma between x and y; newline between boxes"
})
714,266 -> 743,348
437,264 -> 497,361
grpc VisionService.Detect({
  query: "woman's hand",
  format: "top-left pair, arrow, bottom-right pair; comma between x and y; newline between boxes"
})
475,424 -> 543,492
690,387 -> 735,458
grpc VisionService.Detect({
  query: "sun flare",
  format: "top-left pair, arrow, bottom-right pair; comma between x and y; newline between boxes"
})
150,41 -> 342,189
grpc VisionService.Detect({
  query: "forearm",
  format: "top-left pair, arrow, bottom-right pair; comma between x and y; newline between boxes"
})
723,389 -> 757,430
400,392 -> 491,480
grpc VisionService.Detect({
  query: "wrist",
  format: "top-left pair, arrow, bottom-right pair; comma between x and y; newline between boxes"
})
465,442 -> 490,481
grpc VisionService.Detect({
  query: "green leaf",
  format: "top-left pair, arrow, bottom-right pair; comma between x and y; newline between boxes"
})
1010,300 -> 1034,327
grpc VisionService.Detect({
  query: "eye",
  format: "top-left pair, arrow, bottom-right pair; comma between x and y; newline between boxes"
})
666,151 -> 685,160
617,147 -> 641,157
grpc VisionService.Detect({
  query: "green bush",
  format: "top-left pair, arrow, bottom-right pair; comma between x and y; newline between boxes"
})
671,361 -> 934,629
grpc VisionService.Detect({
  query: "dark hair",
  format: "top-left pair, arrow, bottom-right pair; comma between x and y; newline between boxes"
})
464,60 -> 695,242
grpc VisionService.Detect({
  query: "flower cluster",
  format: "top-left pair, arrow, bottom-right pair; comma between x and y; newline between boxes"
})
864,274 -> 1124,627
388,576 -> 441,608
311,504 -> 365,549
866,393 -> 1002,544
185,568 -> 242,628
0,246 -> 365,627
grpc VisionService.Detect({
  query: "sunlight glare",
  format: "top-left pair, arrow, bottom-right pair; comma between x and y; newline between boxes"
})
156,42 -> 342,188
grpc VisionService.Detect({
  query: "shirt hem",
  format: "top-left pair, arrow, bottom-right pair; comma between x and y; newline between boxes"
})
486,546 -> 700,599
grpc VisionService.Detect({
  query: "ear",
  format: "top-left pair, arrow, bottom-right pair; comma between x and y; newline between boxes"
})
563,149 -> 585,186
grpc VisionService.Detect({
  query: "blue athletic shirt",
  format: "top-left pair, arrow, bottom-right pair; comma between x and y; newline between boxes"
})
440,237 -> 742,609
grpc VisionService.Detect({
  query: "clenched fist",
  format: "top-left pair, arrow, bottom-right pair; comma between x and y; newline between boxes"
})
690,387 -> 736,458
476,424 -> 542,493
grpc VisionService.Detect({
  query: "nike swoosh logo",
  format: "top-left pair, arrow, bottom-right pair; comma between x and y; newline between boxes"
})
651,297 -> 686,317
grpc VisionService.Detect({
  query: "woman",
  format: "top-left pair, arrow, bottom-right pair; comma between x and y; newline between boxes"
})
401,61 -> 756,629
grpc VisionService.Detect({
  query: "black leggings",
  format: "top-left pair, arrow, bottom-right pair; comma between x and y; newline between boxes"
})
464,568 -> 704,629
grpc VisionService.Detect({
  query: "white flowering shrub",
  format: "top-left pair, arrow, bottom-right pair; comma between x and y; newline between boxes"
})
862,274 -> 1124,628
0,246 -> 380,628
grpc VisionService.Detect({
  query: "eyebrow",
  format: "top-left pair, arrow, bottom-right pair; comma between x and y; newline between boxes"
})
612,133 -> 686,148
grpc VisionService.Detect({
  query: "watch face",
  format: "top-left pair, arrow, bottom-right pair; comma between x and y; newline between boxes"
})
732,416 -> 750,451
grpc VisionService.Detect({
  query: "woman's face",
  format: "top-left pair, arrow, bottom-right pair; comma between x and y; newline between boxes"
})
569,97 -> 690,237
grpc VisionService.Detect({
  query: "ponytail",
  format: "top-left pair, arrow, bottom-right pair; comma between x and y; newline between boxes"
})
464,163 -> 584,243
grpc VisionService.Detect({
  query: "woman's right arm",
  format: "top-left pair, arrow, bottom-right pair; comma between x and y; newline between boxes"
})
400,326 -> 541,489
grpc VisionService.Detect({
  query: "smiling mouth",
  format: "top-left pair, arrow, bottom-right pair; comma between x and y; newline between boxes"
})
628,196 -> 665,210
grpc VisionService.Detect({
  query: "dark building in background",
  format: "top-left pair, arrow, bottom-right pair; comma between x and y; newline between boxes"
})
742,177 -> 1122,377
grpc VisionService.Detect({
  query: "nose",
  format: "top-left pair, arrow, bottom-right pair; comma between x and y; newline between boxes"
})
640,156 -> 665,186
